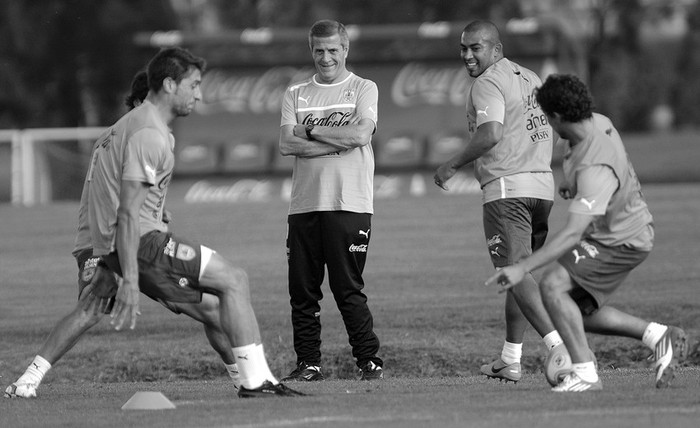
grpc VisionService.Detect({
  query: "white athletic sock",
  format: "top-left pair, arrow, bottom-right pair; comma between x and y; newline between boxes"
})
224,362 -> 240,389
500,341 -> 522,365
572,362 -> 598,383
543,330 -> 564,350
256,344 -> 279,385
232,344 -> 277,389
642,322 -> 668,349
17,355 -> 51,385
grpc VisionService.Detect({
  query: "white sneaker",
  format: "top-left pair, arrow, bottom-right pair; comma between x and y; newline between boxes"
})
654,326 -> 688,388
5,381 -> 38,398
551,372 -> 602,392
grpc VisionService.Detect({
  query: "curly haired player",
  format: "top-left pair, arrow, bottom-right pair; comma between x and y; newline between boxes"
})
487,74 -> 688,392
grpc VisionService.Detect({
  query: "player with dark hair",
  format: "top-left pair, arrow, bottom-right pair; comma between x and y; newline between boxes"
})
5,47 -> 301,399
487,74 -> 688,391
434,20 -> 564,383
125,70 -> 149,110
278,19 -> 384,381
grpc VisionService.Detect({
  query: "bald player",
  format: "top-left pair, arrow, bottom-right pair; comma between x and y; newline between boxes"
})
434,20 -> 564,383
487,74 -> 687,392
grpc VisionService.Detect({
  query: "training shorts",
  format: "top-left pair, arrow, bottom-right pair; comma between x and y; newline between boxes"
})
100,230 -> 206,309
75,248 -> 117,313
558,239 -> 650,314
482,197 -> 553,268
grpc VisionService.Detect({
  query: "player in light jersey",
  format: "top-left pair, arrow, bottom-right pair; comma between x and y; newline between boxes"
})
434,20 -> 563,382
488,74 -> 688,391
6,48 -> 301,399
279,20 -> 384,382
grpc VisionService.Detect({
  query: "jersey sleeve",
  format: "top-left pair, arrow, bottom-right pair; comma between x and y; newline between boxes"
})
471,77 -> 505,127
280,87 -> 297,127
569,164 -> 618,216
122,128 -> 165,186
355,80 -> 378,130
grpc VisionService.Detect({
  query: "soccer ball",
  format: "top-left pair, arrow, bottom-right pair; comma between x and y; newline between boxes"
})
544,344 -> 597,386
545,344 -> 572,386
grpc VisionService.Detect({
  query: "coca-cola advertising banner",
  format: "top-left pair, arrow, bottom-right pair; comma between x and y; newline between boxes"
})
173,58 -> 551,147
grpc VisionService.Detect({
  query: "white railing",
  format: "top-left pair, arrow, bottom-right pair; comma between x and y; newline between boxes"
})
1,127 -> 106,206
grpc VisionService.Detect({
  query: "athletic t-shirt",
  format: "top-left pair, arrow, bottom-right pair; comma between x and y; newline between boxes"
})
466,58 -> 554,203
72,128 -> 111,257
87,101 -> 174,255
562,113 -> 654,250
280,73 -> 377,215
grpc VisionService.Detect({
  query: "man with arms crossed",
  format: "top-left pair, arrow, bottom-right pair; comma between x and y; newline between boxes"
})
279,20 -> 384,381
434,20 -> 564,382
487,74 -> 687,391
6,48 -> 301,399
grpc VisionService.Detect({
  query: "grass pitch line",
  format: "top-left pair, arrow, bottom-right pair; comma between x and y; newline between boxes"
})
230,413 -> 434,427
540,405 -> 700,417
121,391 -> 176,410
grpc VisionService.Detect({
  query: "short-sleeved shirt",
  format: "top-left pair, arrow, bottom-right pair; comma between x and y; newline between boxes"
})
561,113 -> 654,250
466,58 -> 554,204
73,129 -> 111,257
280,72 -> 378,215
87,101 -> 174,255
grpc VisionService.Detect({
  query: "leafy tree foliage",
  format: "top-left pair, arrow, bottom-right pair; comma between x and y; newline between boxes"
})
0,0 -> 177,128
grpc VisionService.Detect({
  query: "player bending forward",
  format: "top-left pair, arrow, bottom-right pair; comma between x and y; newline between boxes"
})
487,74 -> 687,392
5,47 -> 302,399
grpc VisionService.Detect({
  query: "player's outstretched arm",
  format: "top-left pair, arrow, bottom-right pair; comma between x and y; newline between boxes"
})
111,179 -> 149,331
434,121 -> 501,190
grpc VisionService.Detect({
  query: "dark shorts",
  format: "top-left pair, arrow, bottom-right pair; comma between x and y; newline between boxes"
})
482,198 -> 553,268
558,239 -> 650,314
76,248 -> 101,295
101,230 -> 204,307
75,248 -> 117,313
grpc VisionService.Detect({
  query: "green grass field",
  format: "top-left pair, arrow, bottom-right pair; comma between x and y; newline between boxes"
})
1,181 -> 699,427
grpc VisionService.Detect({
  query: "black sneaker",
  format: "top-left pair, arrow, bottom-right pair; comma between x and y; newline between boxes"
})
237,380 -> 305,398
281,362 -> 324,382
359,361 -> 384,380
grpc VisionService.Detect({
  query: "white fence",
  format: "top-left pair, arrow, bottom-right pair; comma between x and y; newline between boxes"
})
0,128 -> 106,206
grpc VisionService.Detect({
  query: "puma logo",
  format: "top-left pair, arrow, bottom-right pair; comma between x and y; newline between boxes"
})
580,198 -> 595,210
573,249 -> 586,264
237,354 -> 249,361
359,229 -> 370,238
490,247 -> 500,257
477,106 -> 489,117
298,96 -> 310,105
144,163 -> 156,180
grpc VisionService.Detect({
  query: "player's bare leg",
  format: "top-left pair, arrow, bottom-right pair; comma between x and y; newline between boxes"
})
540,264 -> 601,392
482,273 -> 560,383
198,252 -> 302,397
582,306 -> 687,388
504,291 -> 529,344
172,295 -> 241,387
5,286 -> 108,398
508,273 -> 556,338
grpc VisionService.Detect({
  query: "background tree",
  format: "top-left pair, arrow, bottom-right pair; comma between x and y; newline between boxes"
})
0,0 -> 177,129
672,0 -> 700,129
